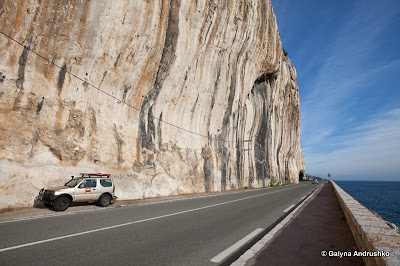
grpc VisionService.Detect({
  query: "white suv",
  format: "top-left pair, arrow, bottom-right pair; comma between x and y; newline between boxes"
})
37,173 -> 117,211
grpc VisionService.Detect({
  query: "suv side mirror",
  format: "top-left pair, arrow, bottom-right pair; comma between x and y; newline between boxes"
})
78,184 -> 84,188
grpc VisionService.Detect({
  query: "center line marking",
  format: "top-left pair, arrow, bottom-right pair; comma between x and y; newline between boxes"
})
283,204 -> 295,213
0,185 -> 307,253
210,228 -> 264,263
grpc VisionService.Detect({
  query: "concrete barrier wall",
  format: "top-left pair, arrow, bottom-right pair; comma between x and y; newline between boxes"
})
331,181 -> 400,266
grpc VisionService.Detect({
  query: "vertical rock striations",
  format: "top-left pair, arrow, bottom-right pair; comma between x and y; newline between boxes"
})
0,0 -> 304,209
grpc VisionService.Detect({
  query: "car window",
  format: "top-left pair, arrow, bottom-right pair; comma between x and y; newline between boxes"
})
100,179 -> 112,187
65,178 -> 83,187
81,179 -> 97,188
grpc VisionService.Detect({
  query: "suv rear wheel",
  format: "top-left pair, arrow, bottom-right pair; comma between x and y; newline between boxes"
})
53,196 -> 71,211
98,194 -> 111,207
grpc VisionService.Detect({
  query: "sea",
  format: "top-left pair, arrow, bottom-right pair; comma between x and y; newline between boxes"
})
335,181 -> 400,228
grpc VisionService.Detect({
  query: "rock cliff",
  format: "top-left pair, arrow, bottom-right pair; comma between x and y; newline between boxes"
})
0,0 -> 304,209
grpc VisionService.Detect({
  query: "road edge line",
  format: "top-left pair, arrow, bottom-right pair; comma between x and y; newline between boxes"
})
222,185 -> 322,266
283,204 -> 295,213
211,228 -> 264,263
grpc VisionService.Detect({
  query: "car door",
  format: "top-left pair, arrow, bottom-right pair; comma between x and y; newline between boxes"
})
74,179 -> 98,201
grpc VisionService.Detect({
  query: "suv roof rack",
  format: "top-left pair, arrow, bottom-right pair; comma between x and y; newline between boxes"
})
79,173 -> 110,178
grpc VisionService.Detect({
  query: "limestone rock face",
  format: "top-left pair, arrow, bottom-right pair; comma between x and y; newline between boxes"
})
0,0 -> 304,209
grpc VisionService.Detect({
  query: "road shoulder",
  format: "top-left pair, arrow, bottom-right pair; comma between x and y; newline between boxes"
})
245,182 -> 363,266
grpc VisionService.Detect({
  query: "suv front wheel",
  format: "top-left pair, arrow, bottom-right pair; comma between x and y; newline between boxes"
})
98,194 -> 111,207
53,196 -> 71,211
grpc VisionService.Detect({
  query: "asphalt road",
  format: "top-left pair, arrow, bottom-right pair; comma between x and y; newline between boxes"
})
0,182 -> 321,265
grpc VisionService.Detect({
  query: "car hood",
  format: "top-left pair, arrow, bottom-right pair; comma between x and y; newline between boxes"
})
46,186 -> 70,191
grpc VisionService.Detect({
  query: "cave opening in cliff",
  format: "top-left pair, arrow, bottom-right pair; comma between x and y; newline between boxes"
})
254,71 -> 278,85
299,170 -> 304,181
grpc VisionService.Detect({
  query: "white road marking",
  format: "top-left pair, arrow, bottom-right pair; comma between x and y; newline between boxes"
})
283,204 -> 295,213
0,185 -> 306,253
231,187 -> 321,266
210,228 -> 264,263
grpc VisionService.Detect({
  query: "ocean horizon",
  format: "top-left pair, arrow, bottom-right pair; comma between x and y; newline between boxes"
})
335,180 -> 400,228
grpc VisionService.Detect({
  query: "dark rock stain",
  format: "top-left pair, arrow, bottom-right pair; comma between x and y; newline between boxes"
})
236,135 -> 242,186
276,125 -> 284,182
49,147 -> 62,161
36,97 -> 44,114
157,112 -> 163,150
276,125 -> 283,168
254,102 -> 268,187
206,53 -> 222,130
218,131 -> 229,191
57,63 -> 67,94
147,105 -> 156,149
16,35 -> 33,91
114,124 -> 123,165
114,53 -> 121,68
140,105 -> 156,150
285,156 -> 290,184
203,155 -> 212,192
190,94 -> 199,120
259,0 -> 267,44
218,57 -> 238,190
222,65 -> 237,127
252,70 -> 279,187
218,137 -> 228,191
254,70 -> 279,85
98,71 -> 107,87
122,84 -> 131,102
138,0 -> 181,159
0,72 -> 5,83
235,104 -> 247,186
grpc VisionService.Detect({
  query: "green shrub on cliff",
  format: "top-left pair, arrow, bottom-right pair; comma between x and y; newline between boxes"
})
283,47 -> 288,57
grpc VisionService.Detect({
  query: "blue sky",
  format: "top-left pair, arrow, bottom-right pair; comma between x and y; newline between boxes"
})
271,0 -> 400,181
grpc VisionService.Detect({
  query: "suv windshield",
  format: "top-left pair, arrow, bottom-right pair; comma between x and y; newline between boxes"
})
65,178 -> 83,187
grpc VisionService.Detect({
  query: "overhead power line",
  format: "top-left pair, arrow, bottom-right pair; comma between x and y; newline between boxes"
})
0,31 -> 298,164
0,30 -> 231,142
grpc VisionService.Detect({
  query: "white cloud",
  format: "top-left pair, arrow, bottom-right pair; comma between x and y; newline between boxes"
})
299,0 -> 400,158
305,109 -> 400,180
